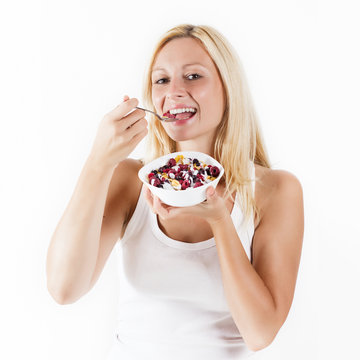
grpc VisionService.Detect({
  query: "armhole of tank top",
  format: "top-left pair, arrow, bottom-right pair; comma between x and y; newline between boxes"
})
252,161 -> 256,197
120,185 -> 146,247
249,162 -> 256,264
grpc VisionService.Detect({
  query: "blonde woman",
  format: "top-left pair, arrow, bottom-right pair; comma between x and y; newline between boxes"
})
46,24 -> 304,359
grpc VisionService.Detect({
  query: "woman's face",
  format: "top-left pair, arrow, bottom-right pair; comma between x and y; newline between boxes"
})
151,37 -> 225,145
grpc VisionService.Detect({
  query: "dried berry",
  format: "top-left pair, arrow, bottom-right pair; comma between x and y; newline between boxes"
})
167,158 -> 176,167
150,177 -> 161,187
181,180 -> 190,190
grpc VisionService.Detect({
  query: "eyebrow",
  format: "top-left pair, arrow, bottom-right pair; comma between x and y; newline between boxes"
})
152,63 -> 207,73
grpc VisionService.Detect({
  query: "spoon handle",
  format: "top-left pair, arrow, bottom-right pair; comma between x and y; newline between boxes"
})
135,106 -> 175,122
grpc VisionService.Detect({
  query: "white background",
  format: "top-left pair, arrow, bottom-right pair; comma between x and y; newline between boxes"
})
1,0 -> 359,359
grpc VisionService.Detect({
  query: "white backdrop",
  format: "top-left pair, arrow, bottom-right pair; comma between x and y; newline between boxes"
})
1,0 -> 359,359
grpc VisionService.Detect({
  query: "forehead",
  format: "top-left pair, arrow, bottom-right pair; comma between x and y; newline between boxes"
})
152,37 -> 214,71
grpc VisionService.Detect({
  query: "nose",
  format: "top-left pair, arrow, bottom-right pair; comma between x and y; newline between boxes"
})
166,77 -> 188,100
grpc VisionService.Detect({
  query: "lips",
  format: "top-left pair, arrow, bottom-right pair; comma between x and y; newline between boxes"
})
163,108 -> 197,120
171,111 -> 197,125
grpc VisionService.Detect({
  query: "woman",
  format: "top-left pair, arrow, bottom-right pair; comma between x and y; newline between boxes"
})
46,24 -> 304,359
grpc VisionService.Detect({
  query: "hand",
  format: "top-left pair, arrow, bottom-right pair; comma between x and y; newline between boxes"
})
89,95 -> 148,170
143,185 -> 230,226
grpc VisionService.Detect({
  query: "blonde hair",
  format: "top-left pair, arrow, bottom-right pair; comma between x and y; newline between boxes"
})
141,24 -> 271,226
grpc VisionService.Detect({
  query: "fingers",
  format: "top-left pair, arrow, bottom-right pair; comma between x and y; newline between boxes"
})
153,196 -> 171,220
143,186 -> 154,209
126,117 -> 148,139
104,97 -> 140,123
128,126 -> 148,146
120,109 -> 147,131
143,187 -> 172,220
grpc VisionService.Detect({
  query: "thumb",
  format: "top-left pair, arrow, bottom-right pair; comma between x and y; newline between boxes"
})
206,186 -> 216,200
123,94 -> 130,102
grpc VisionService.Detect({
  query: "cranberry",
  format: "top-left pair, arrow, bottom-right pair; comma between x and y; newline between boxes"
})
167,158 -> 176,167
181,180 -> 190,190
148,172 -> 155,180
150,177 -> 161,187
194,181 -> 203,188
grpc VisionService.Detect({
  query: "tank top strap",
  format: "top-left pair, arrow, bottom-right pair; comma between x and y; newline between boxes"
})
251,161 -> 256,197
121,186 -> 148,246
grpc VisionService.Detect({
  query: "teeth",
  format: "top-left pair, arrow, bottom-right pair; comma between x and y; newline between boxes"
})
169,108 -> 196,115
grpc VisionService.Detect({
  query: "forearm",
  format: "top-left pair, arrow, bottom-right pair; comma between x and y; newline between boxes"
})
46,155 -> 114,304
211,214 -> 278,351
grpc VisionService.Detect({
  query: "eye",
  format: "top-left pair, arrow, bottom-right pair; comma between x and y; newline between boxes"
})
186,73 -> 201,80
153,78 -> 169,85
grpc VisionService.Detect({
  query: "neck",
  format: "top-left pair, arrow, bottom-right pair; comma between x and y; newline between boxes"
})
176,135 -> 215,156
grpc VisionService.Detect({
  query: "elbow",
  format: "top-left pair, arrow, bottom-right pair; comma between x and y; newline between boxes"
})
47,286 -> 73,305
47,280 -> 82,305
247,339 -> 273,352
246,331 -> 278,352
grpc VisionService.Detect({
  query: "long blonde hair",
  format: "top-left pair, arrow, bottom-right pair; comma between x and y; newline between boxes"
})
141,24 -> 271,226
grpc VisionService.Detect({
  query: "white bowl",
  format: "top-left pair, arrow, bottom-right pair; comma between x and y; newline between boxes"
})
138,151 -> 224,207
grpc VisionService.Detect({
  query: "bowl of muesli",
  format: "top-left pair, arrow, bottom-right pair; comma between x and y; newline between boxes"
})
138,151 -> 224,207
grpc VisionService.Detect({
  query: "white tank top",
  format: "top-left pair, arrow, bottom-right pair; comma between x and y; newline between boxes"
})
107,163 -> 256,360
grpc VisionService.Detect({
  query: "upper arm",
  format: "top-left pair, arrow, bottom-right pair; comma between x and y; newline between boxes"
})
88,159 -> 143,291
252,170 -> 304,325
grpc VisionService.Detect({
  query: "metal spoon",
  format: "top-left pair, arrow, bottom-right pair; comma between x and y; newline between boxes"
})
135,106 -> 177,122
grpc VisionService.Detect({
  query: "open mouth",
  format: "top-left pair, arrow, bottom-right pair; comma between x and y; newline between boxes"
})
163,108 -> 197,121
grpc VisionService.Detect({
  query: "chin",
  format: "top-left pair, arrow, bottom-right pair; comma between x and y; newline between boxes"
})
165,130 -> 196,142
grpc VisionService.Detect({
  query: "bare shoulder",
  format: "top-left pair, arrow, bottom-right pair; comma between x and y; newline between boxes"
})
251,165 -> 304,329
254,164 -> 303,227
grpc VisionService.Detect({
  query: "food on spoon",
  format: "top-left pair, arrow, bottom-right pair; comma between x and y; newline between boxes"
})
147,155 -> 220,190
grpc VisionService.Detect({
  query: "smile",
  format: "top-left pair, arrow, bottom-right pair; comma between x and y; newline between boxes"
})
163,108 -> 197,121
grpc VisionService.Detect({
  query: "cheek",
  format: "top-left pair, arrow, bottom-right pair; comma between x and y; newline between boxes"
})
151,89 -> 162,110
196,83 -> 224,113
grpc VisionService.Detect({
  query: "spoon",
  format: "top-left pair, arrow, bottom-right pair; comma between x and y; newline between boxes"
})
135,106 -> 177,122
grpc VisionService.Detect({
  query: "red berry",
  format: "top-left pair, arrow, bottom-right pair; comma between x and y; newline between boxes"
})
150,177 -> 161,187
194,182 -> 203,188
181,180 -> 190,190
167,158 -> 176,167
